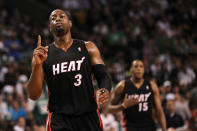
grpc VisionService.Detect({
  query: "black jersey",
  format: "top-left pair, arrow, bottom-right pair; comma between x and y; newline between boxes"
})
123,78 -> 155,127
43,39 -> 97,116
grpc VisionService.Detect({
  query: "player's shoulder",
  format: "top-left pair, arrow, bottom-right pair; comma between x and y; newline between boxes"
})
83,41 -> 99,52
84,41 -> 96,47
73,39 -> 91,49
84,41 -> 92,44
150,80 -> 159,93
150,80 -> 157,87
118,80 -> 126,87
114,80 -> 125,92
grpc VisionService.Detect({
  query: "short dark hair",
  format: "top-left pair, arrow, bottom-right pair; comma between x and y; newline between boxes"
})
49,9 -> 72,21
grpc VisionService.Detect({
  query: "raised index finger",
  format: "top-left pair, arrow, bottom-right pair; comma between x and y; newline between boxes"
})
37,35 -> 41,47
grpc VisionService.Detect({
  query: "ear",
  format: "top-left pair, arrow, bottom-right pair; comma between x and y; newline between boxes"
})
130,66 -> 133,73
69,20 -> 72,28
48,22 -> 52,33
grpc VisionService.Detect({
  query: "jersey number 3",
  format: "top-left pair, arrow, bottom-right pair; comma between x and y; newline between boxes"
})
74,74 -> 82,86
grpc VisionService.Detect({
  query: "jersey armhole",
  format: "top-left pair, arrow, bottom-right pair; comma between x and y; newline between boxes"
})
120,80 -> 126,102
82,40 -> 93,69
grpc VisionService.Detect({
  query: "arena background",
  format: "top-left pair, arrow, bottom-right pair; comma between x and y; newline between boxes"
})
0,0 -> 197,131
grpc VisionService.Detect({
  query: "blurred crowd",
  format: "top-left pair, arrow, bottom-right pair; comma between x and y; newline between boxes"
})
0,0 -> 197,131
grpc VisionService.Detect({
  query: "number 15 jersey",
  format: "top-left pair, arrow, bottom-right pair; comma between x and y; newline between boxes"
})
123,78 -> 155,128
43,39 -> 97,116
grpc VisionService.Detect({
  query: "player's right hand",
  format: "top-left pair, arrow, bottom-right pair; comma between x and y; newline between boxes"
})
121,94 -> 139,109
33,35 -> 48,65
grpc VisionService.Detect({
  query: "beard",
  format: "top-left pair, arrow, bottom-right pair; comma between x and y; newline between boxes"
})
55,27 -> 67,36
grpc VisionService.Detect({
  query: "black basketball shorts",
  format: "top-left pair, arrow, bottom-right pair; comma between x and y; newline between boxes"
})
46,110 -> 103,131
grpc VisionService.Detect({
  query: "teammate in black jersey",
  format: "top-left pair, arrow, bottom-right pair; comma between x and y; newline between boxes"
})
107,60 -> 166,131
27,9 -> 112,131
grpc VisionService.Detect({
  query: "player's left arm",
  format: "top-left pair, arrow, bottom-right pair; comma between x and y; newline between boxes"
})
85,41 -> 112,104
151,81 -> 167,131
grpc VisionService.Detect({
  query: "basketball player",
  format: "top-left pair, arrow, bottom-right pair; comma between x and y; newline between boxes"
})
107,60 -> 166,131
27,9 -> 112,131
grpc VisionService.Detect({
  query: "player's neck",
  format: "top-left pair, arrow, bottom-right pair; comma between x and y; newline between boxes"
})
131,77 -> 143,84
169,111 -> 175,116
54,32 -> 73,49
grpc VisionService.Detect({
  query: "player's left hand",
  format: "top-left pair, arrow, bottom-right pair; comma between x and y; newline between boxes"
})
97,88 -> 110,105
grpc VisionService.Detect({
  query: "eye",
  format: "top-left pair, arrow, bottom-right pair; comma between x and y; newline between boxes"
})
60,15 -> 65,18
51,17 -> 56,21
